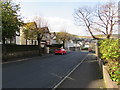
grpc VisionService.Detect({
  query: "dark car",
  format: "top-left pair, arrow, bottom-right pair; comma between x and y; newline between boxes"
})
88,48 -> 93,52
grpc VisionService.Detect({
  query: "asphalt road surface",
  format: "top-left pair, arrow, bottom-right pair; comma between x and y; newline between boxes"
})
2,51 -> 89,88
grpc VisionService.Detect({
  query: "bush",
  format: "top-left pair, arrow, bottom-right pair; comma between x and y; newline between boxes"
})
99,39 -> 120,85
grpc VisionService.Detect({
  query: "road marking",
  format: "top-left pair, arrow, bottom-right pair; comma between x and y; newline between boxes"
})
51,73 -> 63,79
52,54 -> 89,90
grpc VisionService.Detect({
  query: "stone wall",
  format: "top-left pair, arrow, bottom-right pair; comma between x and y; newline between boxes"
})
2,44 -> 42,61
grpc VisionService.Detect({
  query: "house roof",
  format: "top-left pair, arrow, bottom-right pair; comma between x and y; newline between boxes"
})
23,22 -> 37,30
23,22 -> 50,33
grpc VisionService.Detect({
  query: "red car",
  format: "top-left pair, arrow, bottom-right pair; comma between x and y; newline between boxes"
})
54,48 -> 67,55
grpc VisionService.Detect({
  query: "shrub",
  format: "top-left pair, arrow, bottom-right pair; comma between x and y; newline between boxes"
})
99,39 -> 120,85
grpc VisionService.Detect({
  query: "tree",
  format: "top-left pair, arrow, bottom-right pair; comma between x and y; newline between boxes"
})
74,7 -> 99,39
2,0 -> 23,44
94,2 -> 117,39
56,32 -> 71,48
74,1 -> 117,39
22,16 -> 50,55
23,28 -> 30,45
33,16 -> 49,55
22,22 -> 37,45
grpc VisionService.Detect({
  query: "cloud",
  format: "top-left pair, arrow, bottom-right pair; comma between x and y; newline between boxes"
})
21,15 -> 89,36
44,17 -> 89,36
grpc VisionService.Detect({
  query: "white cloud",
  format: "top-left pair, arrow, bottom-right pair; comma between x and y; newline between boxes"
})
44,17 -> 89,36
21,15 -> 89,36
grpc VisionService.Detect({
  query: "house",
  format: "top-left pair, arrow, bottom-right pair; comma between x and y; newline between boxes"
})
17,22 -> 53,46
65,38 -> 82,51
19,22 -> 38,45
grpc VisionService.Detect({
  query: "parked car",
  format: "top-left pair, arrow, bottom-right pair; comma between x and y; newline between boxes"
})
54,48 -> 67,55
88,48 -> 93,52
88,48 -> 95,53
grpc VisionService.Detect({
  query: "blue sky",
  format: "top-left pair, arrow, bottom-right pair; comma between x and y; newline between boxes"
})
14,0 -> 119,36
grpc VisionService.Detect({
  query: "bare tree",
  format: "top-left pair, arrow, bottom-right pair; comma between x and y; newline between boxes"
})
94,2 -> 117,39
33,16 -> 49,55
33,16 -> 48,28
74,1 -> 117,39
74,7 -> 99,39
56,31 -> 72,49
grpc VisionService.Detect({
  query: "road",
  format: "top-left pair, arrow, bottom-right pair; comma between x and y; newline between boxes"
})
2,51 -> 88,88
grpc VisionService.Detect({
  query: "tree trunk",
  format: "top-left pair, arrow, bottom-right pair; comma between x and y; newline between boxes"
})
26,39 -> 27,45
107,26 -> 113,39
14,37 -> 16,44
35,40 -> 37,45
106,34 -> 111,39
88,28 -> 100,40
31,40 -> 33,45
38,40 -> 42,56
2,37 -> 5,44
63,40 -> 65,49
10,39 -> 12,44
37,34 -> 42,56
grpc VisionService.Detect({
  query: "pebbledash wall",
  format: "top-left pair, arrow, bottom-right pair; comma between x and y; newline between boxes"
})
2,44 -> 43,62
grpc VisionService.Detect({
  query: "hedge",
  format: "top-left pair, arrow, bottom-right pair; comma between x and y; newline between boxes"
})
99,39 -> 120,85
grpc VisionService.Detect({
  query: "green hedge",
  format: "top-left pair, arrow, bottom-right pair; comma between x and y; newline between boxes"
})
99,39 -> 120,85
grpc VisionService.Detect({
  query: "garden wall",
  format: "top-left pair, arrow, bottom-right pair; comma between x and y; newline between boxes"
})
103,66 -> 119,89
2,44 -> 43,62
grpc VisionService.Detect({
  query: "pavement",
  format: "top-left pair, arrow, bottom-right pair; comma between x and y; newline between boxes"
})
56,53 -> 106,89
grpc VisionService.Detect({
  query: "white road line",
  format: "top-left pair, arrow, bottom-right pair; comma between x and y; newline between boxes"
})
52,54 -> 89,90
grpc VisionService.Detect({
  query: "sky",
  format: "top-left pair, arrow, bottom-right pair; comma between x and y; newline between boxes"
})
14,0 -> 119,36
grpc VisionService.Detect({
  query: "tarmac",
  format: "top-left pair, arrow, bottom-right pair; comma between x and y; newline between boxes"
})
56,53 -> 106,89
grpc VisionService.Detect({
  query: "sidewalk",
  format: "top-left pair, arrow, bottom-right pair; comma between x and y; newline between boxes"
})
57,53 -> 106,89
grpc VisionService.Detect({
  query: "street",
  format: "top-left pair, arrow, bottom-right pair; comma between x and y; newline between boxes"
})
2,0 -> 118,89
2,51 -> 89,88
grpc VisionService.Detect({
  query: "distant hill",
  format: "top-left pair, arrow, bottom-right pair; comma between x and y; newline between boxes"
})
77,36 -> 92,39
94,34 -> 119,39
56,32 -> 119,39
77,34 -> 120,39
